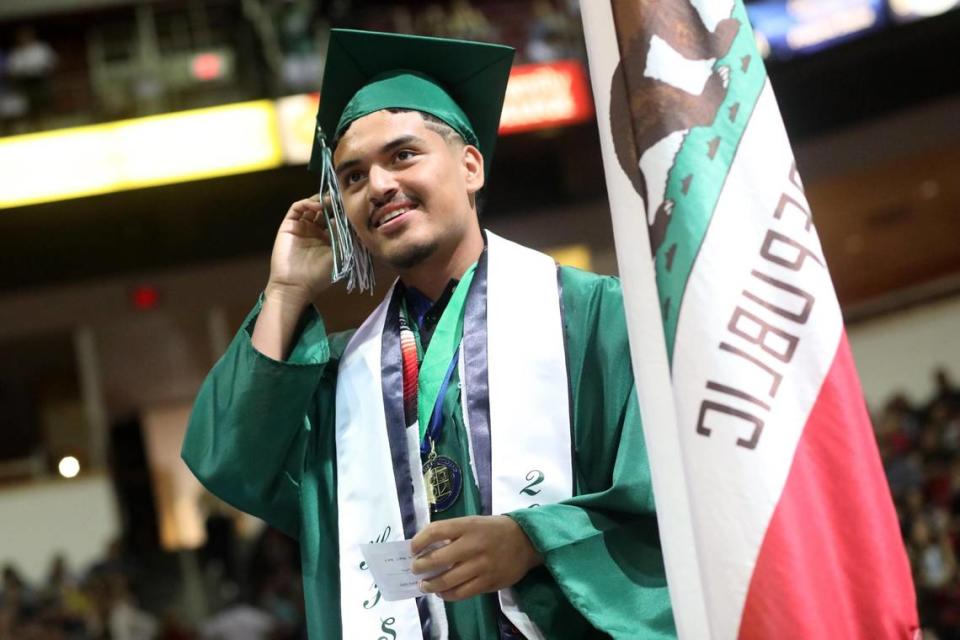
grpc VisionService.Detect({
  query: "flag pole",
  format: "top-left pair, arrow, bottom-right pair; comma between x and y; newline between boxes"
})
579,3 -> 710,637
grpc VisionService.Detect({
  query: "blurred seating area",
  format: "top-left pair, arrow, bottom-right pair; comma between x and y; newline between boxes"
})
0,0 -> 584,137
352,0 -> 584,63
4,366 -> 959,638
879,368 -> 960,640
0,520 -> 306,640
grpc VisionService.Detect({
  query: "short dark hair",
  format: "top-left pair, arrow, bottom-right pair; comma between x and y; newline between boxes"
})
389,109 -> 465,146
332,108 -> 466,149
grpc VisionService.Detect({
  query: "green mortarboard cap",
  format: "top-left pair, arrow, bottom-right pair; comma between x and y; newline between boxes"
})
309,29 -> 513,295
310,29 -> 515,178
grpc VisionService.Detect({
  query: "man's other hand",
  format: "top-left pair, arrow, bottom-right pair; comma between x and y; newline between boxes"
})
410,515 -> 544,601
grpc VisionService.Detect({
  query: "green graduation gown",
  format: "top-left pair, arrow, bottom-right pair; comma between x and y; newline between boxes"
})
182,265 -> 676,639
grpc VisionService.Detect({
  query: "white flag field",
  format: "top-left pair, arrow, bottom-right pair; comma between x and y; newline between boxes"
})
579,1 -> 919,638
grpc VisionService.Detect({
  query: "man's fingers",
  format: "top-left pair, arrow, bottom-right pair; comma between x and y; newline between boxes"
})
419,560 -> 478,595
284,217 -> 331,242
438,577 -> 488,602
411,519 -> 464,555
411,536 -> 471,576
287,197 -> 324,220
294,197 -> 322,209
286,199 -> 329,231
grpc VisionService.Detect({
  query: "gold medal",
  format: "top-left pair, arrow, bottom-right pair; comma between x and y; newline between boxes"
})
422,440 -> 462,513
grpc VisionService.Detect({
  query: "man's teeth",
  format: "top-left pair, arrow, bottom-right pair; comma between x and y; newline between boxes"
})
379,207 -> 410,226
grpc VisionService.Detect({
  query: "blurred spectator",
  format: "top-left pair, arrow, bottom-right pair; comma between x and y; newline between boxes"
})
389,5 -> 416,34
200,496 -> 240,587
276,0 -> 323,92
106,574 -> 158,640
0,565 -> 26,634
42,553 -> 96,634
932,367 -> 960,414
200,598 -> 275,640
258,564 -> 303,639
911,518 -> 958,629
0,49 -> 29,134
248,527 -> 303,639
5,26 -> 57,125
446,0 -> 497,42
524,0 -> 579,62
415,4 -> 449,38
88,537 -> 138,582
45,553 -> 78,594
888,450 -> 925,499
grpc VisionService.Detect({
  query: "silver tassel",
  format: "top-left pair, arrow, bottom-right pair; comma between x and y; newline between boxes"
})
317,128 -> 376,294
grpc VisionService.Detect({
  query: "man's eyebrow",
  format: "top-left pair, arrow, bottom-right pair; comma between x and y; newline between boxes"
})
380,134 -> 424,154
335,157 -> 361,176
335,134 -> 426,175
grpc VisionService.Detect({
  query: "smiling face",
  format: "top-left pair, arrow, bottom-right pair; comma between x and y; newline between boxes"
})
333,109 -> 485,272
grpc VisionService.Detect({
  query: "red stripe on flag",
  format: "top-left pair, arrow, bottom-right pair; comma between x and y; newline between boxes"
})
739,333 -> 919,639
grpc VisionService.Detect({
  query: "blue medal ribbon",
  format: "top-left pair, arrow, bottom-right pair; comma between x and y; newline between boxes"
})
421,345 -> 461,456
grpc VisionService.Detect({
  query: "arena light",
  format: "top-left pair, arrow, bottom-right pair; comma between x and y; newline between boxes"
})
498,60 -> 594,135
0,100 -> 283,209
58,456 -> 80,479
747,0 -> 886,59
888,0 -> 960,21
191,52 -> 225,81
130,284 -> 161,310
785,1 -> 880,51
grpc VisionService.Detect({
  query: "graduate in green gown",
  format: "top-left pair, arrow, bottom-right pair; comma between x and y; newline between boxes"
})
182,29 -> 676,640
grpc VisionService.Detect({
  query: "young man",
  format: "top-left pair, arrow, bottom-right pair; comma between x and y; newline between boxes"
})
182,30 -> 675,640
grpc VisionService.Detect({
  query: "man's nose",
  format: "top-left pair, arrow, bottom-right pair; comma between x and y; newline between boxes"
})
368,164 -> 398,204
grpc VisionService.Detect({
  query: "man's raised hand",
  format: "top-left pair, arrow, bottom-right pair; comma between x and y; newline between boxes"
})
265,195 -> 336,308
252,196 -> 336,361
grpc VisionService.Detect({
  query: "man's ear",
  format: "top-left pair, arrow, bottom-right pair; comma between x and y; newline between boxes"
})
462,144 -> 485,195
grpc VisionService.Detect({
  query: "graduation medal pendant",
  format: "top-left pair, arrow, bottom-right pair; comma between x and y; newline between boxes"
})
422,440 -> 462,513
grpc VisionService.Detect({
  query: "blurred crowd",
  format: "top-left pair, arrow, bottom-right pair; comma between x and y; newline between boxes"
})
0,522 -> 305,640
0,26 -> 57,134
371,0 -> 583,63
5,366 -> 959,638
878,368 -> 960,639
0,0 -> 584,137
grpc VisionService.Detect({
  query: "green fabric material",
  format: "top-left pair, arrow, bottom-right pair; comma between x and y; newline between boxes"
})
182,266 -> 677,640
336,71 -> 480,151
310,29 -> 514,179
415,263 -> 476,442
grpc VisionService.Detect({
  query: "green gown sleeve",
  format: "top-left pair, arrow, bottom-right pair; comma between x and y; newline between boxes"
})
180,297 -> 339,539
507,267 -> 677,640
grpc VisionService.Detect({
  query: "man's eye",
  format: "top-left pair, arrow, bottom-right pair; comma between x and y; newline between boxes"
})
396,150 -> 415,162
346,171 -> 365,185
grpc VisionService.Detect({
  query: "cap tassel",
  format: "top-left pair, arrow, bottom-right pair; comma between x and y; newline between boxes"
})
317,129 -> 375,294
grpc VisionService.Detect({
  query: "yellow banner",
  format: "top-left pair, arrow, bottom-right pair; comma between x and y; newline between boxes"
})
0,101 -> 282,209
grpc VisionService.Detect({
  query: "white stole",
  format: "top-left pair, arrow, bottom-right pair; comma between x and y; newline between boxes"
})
335,232 -> 572,639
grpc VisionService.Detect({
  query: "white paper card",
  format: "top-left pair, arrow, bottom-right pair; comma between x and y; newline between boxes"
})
359,540 -> 435,601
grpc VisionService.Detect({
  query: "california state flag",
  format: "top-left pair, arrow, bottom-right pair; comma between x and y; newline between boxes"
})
578,1 -> 919,638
